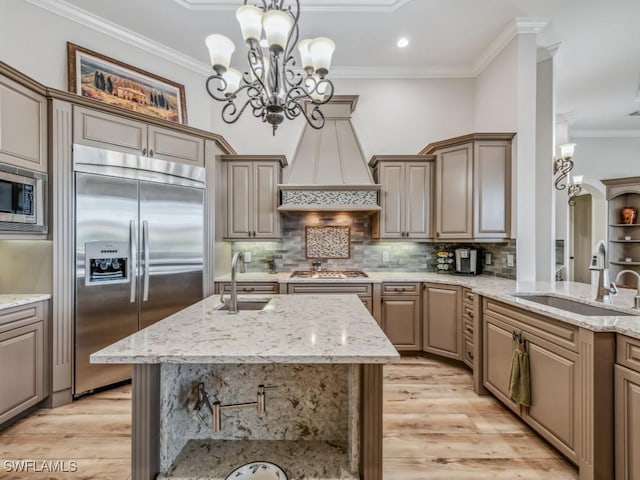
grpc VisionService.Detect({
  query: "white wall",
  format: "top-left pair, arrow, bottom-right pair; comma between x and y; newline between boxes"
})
568,136 -> 640,193
213,77 -> 476,161
474,38 -> 518,132
1,0 -> 213,132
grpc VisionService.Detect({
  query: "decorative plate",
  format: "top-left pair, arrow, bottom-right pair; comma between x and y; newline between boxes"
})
225,461 -> 288,480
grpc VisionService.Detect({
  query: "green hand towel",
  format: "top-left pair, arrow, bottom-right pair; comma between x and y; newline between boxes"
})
508,347 -> 531,407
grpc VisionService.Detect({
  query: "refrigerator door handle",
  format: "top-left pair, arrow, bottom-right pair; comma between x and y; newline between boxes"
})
130,220 -> 137,304
143,220 -> 150,302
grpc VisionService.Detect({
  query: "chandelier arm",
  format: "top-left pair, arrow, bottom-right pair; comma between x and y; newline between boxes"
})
554,158 -> 573,191
284,1 -> 300,63
205,74 -> 231,102
246,48 -> 270,98
221,95 -> 260,124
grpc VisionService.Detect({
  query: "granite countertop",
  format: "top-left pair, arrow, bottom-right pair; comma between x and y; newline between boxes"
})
215,272 -> 640,339
0,294 -> 52,312
90,294 -> 399,365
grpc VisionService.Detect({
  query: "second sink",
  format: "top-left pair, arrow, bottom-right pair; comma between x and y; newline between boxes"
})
512,294 -> 634,316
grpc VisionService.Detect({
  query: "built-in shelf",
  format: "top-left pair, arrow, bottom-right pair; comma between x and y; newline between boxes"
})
610,224 -> 640,227
611,261 -> 640,266
157,439 -> 357,480
610,240 -> 640,243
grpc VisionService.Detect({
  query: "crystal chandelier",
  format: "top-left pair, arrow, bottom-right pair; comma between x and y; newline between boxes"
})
205,0 -> 336,135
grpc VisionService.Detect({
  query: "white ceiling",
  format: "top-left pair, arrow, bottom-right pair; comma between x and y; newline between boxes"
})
41,0 -> 640,133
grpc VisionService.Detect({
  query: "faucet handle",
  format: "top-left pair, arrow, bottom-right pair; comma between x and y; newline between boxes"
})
610,282 -> 619,296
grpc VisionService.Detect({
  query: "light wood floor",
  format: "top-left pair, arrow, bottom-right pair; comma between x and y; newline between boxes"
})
0,356 -> 578,479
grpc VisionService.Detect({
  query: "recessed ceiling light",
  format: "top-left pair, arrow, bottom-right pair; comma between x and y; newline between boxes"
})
396,37 -> 409,48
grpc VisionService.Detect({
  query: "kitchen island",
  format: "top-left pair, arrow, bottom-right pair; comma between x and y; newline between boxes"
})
91,294 -> 399,480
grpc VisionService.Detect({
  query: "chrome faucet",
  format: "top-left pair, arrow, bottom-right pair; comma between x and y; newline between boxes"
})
219,252 -> 246,314
589,240 -> 618,304
614,270 -> 640,309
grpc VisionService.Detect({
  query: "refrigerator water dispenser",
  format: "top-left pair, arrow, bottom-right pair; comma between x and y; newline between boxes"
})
85,241 -> 129,286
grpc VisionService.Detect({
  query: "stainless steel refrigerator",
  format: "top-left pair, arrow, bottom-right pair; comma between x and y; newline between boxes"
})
73,145 -> 204,396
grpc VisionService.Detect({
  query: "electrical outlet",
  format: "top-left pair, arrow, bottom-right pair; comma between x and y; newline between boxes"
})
485,253 -> 492,265
507,253 -> 515,267
382,250 -> 390,262
244,252 -> 252,263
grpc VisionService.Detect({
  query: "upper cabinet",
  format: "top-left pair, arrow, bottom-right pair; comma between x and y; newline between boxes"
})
369,155 -> 434,240
221,155 -> 287,240
602,177 -> 640,289
73,106 -> 204,166
423,133 -> 514,242
0,74 -> 47,173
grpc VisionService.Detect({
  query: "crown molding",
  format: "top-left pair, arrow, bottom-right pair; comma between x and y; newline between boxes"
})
172,0 -> 412,12
571,130 -> 640,138
23,0 -> 211,76
472,17 -> 548,75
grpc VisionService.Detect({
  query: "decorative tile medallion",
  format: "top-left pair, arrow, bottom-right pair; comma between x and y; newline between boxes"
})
306,226 -> 350,259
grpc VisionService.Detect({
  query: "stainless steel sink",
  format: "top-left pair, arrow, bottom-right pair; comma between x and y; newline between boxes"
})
512,294 -> 634,316
216,301 -> 268,311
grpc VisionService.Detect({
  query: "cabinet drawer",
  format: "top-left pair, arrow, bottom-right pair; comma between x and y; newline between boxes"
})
617,334 -> 640,372
0,302 -> 44,331
463,315 -> 474,338
382,283 -> 420,295
463,335 -> 474,368
220,282 -> 279,294
483,298 -> 579,352
463,288 -> 475,305
287,283 -> 372,297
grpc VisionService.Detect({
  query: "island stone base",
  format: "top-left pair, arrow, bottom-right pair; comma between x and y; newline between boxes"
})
157,439 -> 358,480
131,363 -> 384,480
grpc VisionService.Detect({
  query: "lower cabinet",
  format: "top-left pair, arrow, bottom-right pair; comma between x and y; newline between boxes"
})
482,298 -> 579,463
422,283 -> 462,360
381,283 -> 421,351
0,301 -> 47,426
615,335 -> 640,480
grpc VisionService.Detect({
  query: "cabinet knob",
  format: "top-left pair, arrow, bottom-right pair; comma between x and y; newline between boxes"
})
149,149 -> 154,157
142,148 -> 147,156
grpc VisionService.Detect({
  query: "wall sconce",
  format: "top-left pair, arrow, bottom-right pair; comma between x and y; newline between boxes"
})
568,175 -> 583,206
553,143 -> 576,190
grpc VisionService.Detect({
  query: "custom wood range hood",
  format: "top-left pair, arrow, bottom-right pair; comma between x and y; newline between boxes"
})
278,95 -> 381,213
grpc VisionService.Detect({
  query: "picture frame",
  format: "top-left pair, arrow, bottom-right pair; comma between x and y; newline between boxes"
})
67,42 -> 187,124
305,225 -> 351,259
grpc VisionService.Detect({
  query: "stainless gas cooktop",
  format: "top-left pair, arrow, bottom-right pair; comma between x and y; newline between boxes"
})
290,270 -> 369,279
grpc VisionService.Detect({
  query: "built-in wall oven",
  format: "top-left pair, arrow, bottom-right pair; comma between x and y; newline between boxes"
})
0,163 -> 47,234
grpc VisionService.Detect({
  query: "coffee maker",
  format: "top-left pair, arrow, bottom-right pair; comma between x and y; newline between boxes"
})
454,248 -> 479,275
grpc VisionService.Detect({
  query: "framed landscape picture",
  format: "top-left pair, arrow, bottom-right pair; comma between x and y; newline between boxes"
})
67,42 -> 187,124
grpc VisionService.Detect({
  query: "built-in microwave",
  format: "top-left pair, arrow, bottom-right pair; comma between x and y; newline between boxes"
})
0,163 -> 47,234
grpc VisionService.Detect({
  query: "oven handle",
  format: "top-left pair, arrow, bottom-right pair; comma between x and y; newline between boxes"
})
129,220 -> 137,304
143,220 -> 150,302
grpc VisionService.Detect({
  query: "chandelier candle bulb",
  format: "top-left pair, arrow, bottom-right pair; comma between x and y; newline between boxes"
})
236,5 -> 263,43
205,34 -> 235,74
297,39 -> 313,71
262,9 -> 293,52
223,68 -> 243,97
309,37 -> 336,76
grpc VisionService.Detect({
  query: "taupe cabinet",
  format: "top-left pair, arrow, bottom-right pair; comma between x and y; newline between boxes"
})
221,155 -> 286,240
0,301 -> 48,426
0,74 -> 47,173
483,298 -> 582,464
381,283 -> 421,351
423,134 -> 513,241
73,106 -> 205,166
422,283 -> 462,360
615,335 -> 640,480
369,155 -> 434,240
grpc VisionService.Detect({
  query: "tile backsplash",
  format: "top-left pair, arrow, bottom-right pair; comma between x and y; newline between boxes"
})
232,213 -> 517,279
